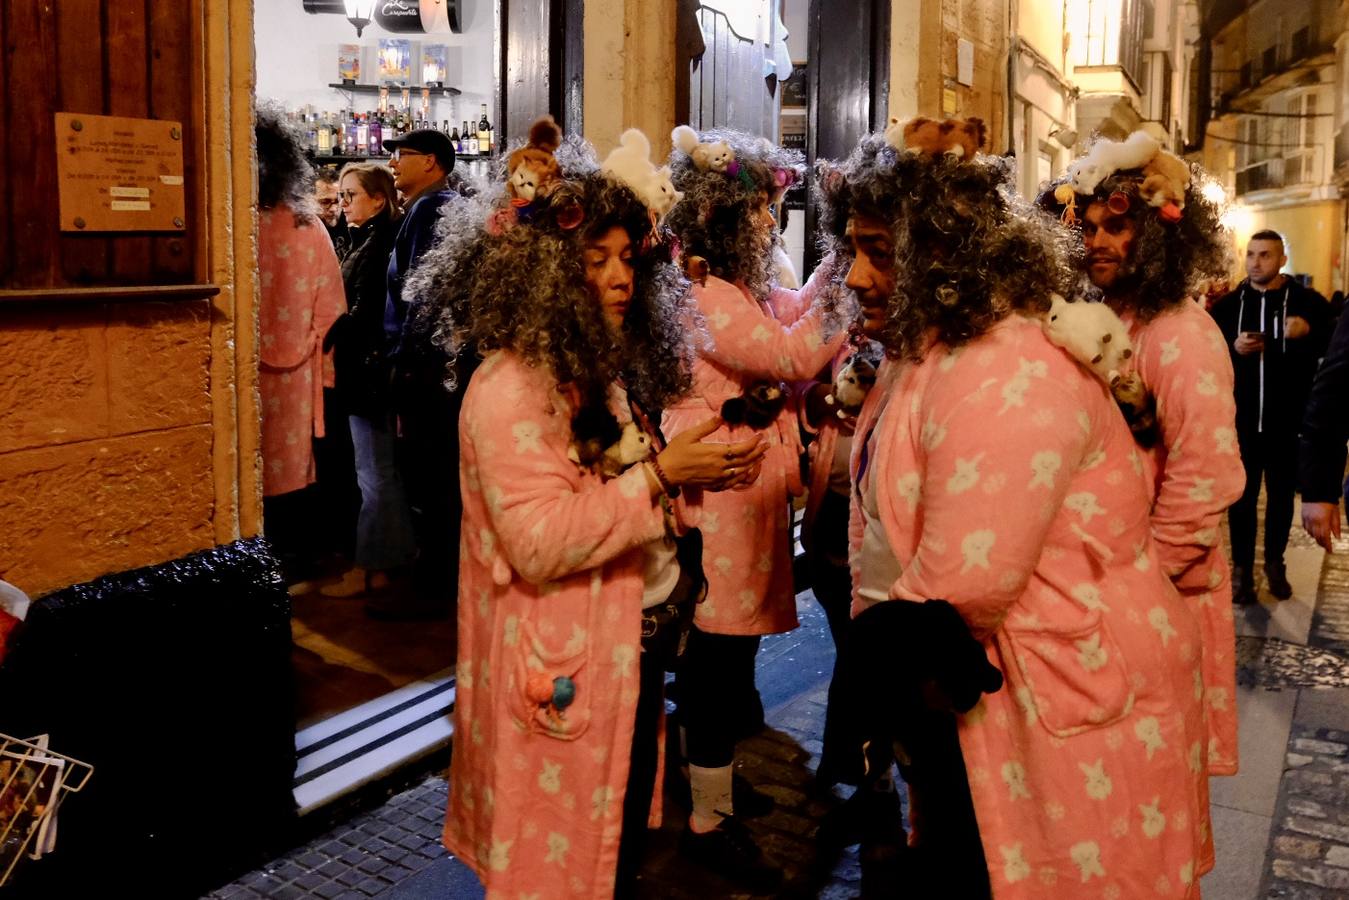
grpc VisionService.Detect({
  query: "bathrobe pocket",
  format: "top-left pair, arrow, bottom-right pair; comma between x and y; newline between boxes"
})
507,615 -> 592,741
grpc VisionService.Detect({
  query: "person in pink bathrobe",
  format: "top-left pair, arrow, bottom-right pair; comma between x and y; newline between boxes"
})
661,129 -> 850,889
822,127 -> 1213,897
1040,139 -> 1245,781
255,108 -> 346,581
421,145 -> 767,899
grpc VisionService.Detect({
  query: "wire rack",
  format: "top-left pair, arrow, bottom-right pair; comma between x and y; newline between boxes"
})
0,733 -> 93,887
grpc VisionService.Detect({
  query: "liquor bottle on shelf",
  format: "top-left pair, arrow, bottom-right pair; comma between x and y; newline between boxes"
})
460,121 -> 472,155
369,113 -> 384,156
450,123 -> 460,153
344,111 -> 358,158
477,104 -> 492,155
356,113 -> 369,158
317,113 -> 333,156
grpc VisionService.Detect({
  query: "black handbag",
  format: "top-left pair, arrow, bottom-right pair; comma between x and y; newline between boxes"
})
640,528 -> 706,672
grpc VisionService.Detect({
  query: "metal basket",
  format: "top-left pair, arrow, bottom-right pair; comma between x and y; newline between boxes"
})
0,733 -> 93,887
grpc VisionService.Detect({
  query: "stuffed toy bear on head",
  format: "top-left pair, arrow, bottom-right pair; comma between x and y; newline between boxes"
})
671,125 -> 735,174
1140,149 -> 1191,220
721,381 -> 788,430
507,115 -> 563,202
884,116 -> 986,159
601,129 -> 683,218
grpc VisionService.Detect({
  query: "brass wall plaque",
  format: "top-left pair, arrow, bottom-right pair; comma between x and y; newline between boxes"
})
55,112 -> 186,232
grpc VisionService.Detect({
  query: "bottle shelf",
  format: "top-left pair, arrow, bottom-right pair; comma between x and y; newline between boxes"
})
307,151 -> 495,164
329,82 -> 463,97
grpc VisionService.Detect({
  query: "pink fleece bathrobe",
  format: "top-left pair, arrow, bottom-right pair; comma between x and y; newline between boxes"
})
256,206 -> 345,497
849,317 -> 1212,898
661,273 -> 845,635
444,352 -> 677,899
1120,301 -> 1246,777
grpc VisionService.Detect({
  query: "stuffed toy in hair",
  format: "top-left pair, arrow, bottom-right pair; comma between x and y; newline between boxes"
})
1140,149 -> 1190,221
1067,131 -> 1159,196
507,115 -> 563,202
671,125 -> 735,174
600,421 -> 653,478
683,254 -> 710,286
601,128 -> 684,217
721,381 -> 788,430
884,116 -> 986,159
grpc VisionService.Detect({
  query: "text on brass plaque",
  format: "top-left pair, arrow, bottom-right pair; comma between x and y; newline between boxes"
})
56,112 -> 186,233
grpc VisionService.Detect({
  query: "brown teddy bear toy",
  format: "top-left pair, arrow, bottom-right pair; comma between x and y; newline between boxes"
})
1140,149 -> 1191,222
507,115 -> 563,202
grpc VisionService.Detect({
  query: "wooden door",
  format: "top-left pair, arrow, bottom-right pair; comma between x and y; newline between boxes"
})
682,1 -> 791,135
501,0 -> 584,144
803,0 -> 890,272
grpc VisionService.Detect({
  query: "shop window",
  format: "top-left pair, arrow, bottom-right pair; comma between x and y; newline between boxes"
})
1290,26 -> 1310,62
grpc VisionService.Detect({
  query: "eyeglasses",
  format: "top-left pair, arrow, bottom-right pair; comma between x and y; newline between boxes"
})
317,198 -> 340,208
390,148 -> 428,163
338,190 -> 360,203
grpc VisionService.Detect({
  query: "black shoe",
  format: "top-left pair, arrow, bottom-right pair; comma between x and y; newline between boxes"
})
817,785 -> 903,850
668,771 -> 775,818
680,815 -> 783,894
1232,566 -> 1257,606
1265,563 -> 1293,600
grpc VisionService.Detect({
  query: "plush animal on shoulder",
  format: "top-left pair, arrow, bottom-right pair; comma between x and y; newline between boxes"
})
1041,294 -> 1159,447
1067,131 -> 1159,196
683,254 -> 710,286
600,421 -> 653,478
601,128 -> 683,218
721,381 -> 788,430
824,344 -> 882,419
884,116 -> 986,159
1042,293 -> 1133,384
671,125 -> 735,173
507,115 -> 563,202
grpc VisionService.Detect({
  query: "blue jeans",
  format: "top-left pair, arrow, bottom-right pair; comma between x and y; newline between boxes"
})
349,414 -> 418,572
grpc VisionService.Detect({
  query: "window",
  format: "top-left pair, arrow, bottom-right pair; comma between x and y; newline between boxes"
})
1262,45 -> 1277,78
1291,26 -> 1309,62
1069,0 -> 1145,84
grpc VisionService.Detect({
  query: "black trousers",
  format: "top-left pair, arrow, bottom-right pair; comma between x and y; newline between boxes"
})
262,485 -> 323,583
395,382 -> 463,606
676,626 -> 762,768
809,491 -> 856,786
615,647 -> 665,898
1231,427 -> 1299,571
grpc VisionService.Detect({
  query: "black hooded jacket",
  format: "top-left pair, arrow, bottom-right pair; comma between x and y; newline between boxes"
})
1210,278 -> 1331,437
1299,309 -> 1349,504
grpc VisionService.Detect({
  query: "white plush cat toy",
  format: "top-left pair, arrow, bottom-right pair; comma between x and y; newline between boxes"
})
671,125 -> 735,173
601,129 -> 684,218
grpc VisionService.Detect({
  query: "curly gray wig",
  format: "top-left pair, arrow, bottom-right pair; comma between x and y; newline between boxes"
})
818,133 -> 1077,361
664,130 -> 804,301
1037,166 -> 1234,321
402,136 -> 696,463
255,104 -> 315,216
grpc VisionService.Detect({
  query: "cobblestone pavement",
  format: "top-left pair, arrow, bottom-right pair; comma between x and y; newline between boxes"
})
207,507 -> 1349,900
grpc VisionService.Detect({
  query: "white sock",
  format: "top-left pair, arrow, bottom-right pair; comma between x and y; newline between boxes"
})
688,763 -> 733,832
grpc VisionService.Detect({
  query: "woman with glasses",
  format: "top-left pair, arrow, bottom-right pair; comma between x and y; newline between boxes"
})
319,163 -> 418,597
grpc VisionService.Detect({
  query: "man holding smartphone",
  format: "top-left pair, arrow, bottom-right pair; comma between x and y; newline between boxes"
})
1211,231 -> 1331,603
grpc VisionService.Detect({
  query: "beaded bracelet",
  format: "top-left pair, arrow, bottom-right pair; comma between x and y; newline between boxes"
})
647,457 -> 681,498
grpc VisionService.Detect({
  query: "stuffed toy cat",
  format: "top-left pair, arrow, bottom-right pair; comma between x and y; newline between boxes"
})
507,115 -> 563,202
601,128 -> 683,217
671,125 -> 735,173
824,344 -> 881,419
721,381 -> 788,430
1067,131 -> 1159,196
600,421 -> 653,478
884,116 -> 986,159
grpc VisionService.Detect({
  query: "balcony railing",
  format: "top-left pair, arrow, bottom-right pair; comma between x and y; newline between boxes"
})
1336,127 -> 1349,174
1236,163 -> 1277,195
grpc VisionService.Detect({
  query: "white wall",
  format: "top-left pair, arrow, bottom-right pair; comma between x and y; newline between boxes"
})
253,1 -> 495,126
783,0 -> 807,62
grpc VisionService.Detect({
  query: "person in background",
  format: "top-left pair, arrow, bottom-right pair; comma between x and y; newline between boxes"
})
373,128 -> 460,620
314,166 -> 349,258
427,144 -> 765,900
1040,134 -> 1244,783
827,123 -> 1213,897
254,107 -> 346,585
661,129 -> 849,890
319,163 -> 418,597
1299,309 -> 1349,551
1210,231 -> 1332,602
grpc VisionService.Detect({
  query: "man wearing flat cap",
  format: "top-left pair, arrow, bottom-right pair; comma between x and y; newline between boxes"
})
372,127 -> 460,620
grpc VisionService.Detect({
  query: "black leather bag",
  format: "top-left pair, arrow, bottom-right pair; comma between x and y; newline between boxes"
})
640,528 -> 706,672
